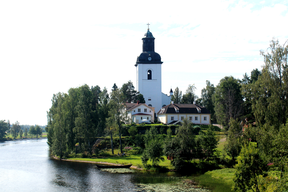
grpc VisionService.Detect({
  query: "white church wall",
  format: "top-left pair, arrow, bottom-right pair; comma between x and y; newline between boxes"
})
136,64 -> 162,114
161,93 -> 171,109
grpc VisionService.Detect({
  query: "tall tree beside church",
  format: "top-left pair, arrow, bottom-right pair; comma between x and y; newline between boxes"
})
107,88 -> 128,153
250,39 -> 288,128
171,87 -> 182,104
120,81 -> 137,103
181,84 -> 197,104
200,80 -> 216,122
213,76 -> 243,129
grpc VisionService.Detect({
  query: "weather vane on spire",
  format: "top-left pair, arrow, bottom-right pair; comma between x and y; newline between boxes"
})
147,23 -> 150,30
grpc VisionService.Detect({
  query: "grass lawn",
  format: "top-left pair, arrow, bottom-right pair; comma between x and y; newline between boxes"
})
68,149 -> 174,170
193,168 -> 236,192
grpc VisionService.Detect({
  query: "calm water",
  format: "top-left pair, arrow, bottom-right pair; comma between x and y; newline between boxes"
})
0,139 -> 143,192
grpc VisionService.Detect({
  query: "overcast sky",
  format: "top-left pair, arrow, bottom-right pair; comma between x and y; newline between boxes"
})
0,0 -> 287,126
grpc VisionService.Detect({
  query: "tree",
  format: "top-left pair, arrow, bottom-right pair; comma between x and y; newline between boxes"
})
250,39 -> 288,128
241,69 -> 261,123
51,93 -> 67,159
164,118 -> 197,171
107,88 -> 127,153
181,84 -> 197,104
233,142 -> 267,192
11,121 -> 21,139
29,126 -> 37,137
171,87 -> 182,104
134,93 -> 145,103
119,81 -> 140,103
0,120 -> 8,141
224,118 -> 243,163
199,80 -> 216,122
24,128 -> 28,138
213,76 -> 243,129
198,125 -> 219,161
35,125 -> 42,138
97,87 -> 110,137
19,129 -> 23,139
142,127 -> 164,167
74,85 -> 95,153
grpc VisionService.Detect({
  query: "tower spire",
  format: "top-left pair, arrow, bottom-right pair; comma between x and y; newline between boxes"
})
147,23 -> 150,30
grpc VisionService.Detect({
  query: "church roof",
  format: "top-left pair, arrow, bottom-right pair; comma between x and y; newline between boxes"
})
135,28 -> 162,65
157,103 -> 210,115
144,29 -> 154,38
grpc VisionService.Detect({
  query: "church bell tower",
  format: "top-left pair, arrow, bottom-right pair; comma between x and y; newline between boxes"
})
135,25 -> 163,114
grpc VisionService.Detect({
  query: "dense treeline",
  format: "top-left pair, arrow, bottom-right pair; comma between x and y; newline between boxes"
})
47,81 -> 145,158
0,120 -> 44,140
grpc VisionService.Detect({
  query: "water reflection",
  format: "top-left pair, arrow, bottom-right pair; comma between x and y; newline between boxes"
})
0,139 -> 203,192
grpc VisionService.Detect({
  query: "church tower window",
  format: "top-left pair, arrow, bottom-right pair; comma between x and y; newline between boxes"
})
147,70 -> 152,80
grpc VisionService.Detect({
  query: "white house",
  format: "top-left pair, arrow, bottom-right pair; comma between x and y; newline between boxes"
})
157,103 -> 211,125
124,102 -> 155,124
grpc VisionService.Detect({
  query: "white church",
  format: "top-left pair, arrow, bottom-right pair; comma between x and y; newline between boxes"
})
124,27 -> 211,125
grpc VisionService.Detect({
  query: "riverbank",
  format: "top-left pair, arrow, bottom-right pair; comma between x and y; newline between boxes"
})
52,155 -> 144,171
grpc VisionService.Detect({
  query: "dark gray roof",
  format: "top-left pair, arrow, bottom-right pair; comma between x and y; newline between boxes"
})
144,29 -> 154,38
157,103 -> 210,115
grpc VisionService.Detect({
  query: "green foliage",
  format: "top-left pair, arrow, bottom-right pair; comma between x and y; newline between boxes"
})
198,125 -> 219,161
24,128 -> 28,138
164,118 -> 199,171
233,142 -> 267,192
128,126 -> 137,137
194,168 -> 235,192
142,127 -> 164,167
181,84 -> 197,104
213,76 -> 243,130
0,120 -> 8,141
171,87 -> 182,104
19,129 -> 23,138
200,80 -> 216,122
224,118 -> 242,163
11,121 -> 21,139
47,84 -> 108,156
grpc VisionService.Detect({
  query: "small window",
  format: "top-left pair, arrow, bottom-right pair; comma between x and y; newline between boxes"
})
171,116 -> 174,120
144,108 -> 147,112
133,110 -> 135,112
148,99 -> 151,101
204,117 -> 207,121
189,116 -> 192,121
195,117 -> 198,121
147,117 -> 149,120
181,116 -> 184,120
148,104 -> 152,107
147,70 -> 152,80
138,109 -> 141,112
141,117 -> 143,120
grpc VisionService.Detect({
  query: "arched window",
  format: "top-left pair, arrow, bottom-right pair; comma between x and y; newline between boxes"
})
148,104 -> 152,107
147,70 -> 152,80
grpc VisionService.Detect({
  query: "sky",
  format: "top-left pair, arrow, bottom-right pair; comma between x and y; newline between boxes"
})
0,0 -> 287,126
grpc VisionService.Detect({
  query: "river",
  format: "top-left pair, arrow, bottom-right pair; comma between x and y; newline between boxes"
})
0,139 -> 209,192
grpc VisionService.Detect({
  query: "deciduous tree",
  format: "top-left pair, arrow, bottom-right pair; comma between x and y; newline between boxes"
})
213,76 -> 243,129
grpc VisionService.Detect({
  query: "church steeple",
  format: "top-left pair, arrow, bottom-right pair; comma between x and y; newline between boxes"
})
135,25 -> 162,66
